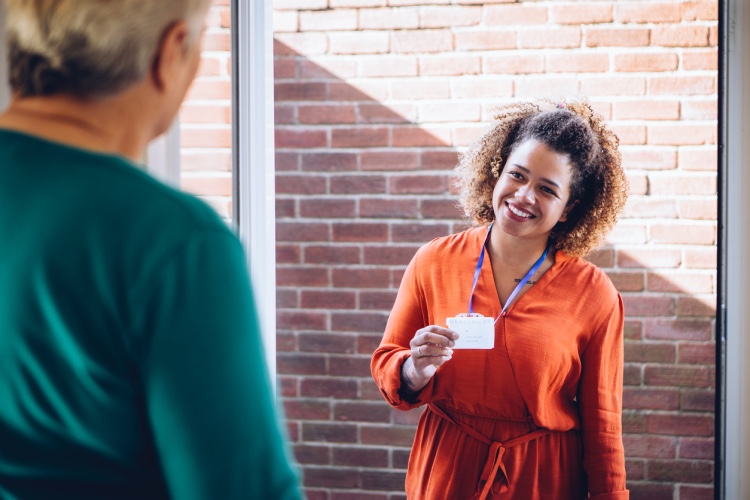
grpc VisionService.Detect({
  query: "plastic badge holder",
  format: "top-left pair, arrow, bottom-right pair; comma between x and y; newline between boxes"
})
446,314 -> 494,349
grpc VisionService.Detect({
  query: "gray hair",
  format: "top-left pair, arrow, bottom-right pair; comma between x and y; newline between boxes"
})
5,0 -> 213,99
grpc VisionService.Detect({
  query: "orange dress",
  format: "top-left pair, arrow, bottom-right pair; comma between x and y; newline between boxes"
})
371,227 -> 628,499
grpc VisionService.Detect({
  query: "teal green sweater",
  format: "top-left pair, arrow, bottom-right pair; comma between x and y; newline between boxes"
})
0,129 -> 301,499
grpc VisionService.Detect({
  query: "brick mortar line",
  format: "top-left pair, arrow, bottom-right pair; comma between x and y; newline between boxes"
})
275,216 -> 715,223
279,17 -> 717,26
273,108 -> 714,114
273,74 -> 715,81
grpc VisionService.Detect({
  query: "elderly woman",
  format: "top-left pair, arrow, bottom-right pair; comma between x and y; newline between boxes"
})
0,1 -> 300,499
372,100 -> 630,499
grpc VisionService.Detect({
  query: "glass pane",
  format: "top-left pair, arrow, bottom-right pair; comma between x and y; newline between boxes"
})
272,0 -> 719,498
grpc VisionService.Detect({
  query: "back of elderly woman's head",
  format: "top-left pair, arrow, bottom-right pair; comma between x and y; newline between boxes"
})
5,0 -> 213,99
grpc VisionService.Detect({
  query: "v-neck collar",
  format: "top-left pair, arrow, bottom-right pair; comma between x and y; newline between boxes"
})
476,228 -> 565,316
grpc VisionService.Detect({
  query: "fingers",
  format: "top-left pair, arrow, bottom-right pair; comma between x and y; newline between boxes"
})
415,343 -> 452,358
410,326 -> 458,349
412,345 -> 452,372
409,325 -> 458,370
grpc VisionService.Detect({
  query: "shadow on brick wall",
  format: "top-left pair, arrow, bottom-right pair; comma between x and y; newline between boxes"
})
273,40 -> 716,500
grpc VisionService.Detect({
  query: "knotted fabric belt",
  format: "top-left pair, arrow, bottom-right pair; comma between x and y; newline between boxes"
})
427,403 -> 552,500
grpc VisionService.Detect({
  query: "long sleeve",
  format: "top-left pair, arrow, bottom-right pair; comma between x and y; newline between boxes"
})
577,293 -> 629,499
135,230 -> 301,500
371,247 -> 440,410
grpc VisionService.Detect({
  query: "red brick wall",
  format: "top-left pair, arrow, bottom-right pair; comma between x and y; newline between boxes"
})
184,1 -> 719,498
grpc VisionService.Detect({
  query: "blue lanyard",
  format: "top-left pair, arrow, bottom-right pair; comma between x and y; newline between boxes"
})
468,223 -> 551,320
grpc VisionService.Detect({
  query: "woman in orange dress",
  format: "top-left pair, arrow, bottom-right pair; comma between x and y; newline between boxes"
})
371,100 -> 630,499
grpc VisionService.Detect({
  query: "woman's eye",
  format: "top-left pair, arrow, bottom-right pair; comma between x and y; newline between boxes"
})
541,186 -> 558,197
508,171 -> 522,179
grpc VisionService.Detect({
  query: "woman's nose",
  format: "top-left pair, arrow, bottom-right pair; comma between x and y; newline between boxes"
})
516,184 -> 535,203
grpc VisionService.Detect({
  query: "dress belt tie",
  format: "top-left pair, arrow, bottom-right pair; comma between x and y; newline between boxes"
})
427,403 -> 552,500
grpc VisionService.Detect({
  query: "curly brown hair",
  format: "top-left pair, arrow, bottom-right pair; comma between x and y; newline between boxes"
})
454,99 -> 628,258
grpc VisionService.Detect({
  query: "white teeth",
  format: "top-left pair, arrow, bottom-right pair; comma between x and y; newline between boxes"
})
508,204 -> 533,218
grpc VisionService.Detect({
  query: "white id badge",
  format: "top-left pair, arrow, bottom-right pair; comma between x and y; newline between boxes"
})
446,315 -> 495,349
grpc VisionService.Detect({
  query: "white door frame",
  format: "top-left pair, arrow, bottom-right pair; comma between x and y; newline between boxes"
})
232,0 -> 277,388
721,0 -> 750,497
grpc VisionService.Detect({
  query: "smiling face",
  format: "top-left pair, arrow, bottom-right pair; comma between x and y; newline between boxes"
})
492,138 -> 575,245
